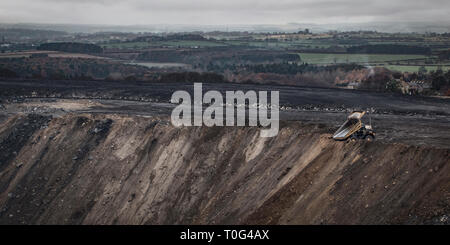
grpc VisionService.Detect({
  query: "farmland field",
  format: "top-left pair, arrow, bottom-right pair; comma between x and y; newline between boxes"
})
0,51 -> 108,59
102,42 -> 150,49
384,65 -> 450,73
299,53 -> 428,65
159,40 -> 226,47
102,40 -> 227,49
127,62 -> 189,68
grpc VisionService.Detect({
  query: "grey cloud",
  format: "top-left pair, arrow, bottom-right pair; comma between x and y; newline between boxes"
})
0,0 -> 449,26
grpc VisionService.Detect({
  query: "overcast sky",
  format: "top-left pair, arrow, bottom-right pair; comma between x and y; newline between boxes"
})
0,0 -> 449,26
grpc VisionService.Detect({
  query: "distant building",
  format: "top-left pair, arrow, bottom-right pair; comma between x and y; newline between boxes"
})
346,81 -> 359,89
399,79 -> 431,95
297,28 -> 311,35
410,80 -> 431,89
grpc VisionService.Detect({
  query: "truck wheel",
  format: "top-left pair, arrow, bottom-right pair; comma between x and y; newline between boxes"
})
365,135 -> 374,142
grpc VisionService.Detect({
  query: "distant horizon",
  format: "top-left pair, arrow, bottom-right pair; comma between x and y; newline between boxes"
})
1,20 -> 450,34
2,19 -> 450,27
1,0 -> 449,31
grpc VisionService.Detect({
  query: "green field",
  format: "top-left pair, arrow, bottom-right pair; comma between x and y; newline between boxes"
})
102,42 -> 149,49
157,40 -> 227,47
103,40 -> 227,49
299,53 -> 428,65
384,65 -> 450,73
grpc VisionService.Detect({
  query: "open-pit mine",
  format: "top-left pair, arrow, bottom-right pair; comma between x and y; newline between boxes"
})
0,80 -> 449,224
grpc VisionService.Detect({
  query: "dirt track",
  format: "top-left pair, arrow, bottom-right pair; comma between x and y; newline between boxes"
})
1,96 -> 449,148
1,79 -> 449,116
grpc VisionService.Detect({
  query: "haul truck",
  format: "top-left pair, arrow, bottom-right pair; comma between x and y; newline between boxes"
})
333,111 -> 375,141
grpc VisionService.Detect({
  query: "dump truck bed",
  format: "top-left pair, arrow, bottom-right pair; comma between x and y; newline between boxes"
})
333,111 -> 365,140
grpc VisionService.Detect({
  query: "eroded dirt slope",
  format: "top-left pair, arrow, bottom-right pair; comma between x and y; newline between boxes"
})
0,113 -> 448,224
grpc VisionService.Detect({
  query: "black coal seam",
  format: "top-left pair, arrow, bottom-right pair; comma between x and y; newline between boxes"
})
14,119 -> 111,224
0,145 -> 49,224
0,114 -> 50,173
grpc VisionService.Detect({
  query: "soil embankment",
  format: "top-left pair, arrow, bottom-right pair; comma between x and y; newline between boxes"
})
0,113 -> 448,224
